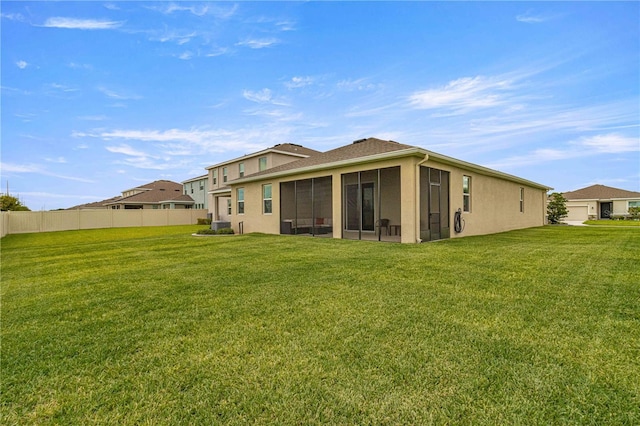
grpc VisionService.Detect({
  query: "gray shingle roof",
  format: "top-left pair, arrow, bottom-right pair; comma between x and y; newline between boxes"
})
562,184 -> 640,200
240,138 -> 415,179
108,180 -> 194,205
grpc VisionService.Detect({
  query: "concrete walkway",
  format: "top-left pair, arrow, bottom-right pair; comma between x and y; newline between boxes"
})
563,221 -> 589,226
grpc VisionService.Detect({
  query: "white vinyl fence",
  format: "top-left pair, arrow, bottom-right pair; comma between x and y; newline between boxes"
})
0,209 -> 208,237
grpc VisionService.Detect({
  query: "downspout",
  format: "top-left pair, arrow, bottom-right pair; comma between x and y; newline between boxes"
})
415,154 -> 429,243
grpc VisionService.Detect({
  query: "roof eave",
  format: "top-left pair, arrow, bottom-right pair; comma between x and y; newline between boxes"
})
230,148 -> 427,185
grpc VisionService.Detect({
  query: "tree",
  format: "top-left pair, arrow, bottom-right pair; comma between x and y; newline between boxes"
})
547,192 -> 568,224
0,195 -> 31,211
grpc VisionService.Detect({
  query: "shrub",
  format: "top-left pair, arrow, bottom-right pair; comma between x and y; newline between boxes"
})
195,228 -> 235,235
196,229 -> 218,235
629,206 -> 640,219
197,218 -> 212,225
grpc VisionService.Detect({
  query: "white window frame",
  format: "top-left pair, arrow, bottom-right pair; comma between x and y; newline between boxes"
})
237,188 -> 245,215
239,162 -> 245,178
259,157 -> 267,172
223,167 -> 228,183
263,184 -> 272,214
463,175 -> 471,213
520,187 -> 524,213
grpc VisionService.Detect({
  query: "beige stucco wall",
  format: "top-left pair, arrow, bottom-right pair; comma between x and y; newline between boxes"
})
229,156 -> 547,243
427,159 -> 547,238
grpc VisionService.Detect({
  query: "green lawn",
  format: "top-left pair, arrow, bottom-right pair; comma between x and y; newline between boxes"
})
585,219 -> 640,226
2,225 -> 639,424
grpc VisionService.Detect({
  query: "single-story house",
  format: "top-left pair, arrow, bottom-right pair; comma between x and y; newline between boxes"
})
562,184 -> 640,221
225,138 -> 551,243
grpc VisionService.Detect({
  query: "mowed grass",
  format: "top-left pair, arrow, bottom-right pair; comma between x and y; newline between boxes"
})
584,220 -> 640,227
2,225 -> 639,425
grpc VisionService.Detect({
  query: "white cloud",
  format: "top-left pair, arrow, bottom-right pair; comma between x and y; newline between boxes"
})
0,162 -> 94,182
98,87 -> 142,100
165,3 -> 210,16
73,126 -> 288,156
243,88 -> 273,103
1,12 -> 26,22
206,47 -> 230,57
106,144 -> 151,158
276,20 -> 296,31
242,88 -> 289,106
43,17 -> 124,30
68,62 -> 93,70
337,78 -> 380,92
516,11 -> 554,24
151,2 -> 237,18
574,133 -> 639,153
16,60 -> 28,69
408,76 -> 511,111
45,157 -> 67,164
50,83 -> 78,92
486,133 -> 639,170
236,38 -> 279,49
285,76 -> 315,89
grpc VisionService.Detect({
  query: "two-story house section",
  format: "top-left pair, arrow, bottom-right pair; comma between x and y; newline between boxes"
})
205,143 -> 320,223
182,175 -> 208,210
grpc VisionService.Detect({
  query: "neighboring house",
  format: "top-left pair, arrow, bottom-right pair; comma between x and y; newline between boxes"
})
561,184 -> 640,221
104,180 -> 195,210
182,175 -> 208,210
206,143 -> 320,223
68,196 -> 123,210
225,138 -> 551,243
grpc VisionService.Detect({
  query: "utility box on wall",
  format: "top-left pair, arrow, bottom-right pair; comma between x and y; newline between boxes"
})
211,221 -> 231,231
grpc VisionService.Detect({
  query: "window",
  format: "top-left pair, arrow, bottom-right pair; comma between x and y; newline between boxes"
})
629,201 -> 640,208
227,198 -> 232,215
259,157 -> 267,171
520,187 -> 524,212
239,162 -> 245,178
263,184 -> 272,214
237,188 -> 245,214
462,175 -> 471,212
212,169 -> 218,185
223,167 -> 228,183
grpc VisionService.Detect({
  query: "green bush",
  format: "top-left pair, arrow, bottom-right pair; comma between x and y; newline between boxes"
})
195,227 -> 234,235
196,229 -> 218,235
197,218 -> 212,225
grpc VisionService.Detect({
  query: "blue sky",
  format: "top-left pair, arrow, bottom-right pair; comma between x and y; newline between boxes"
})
2,1 -> 639,210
